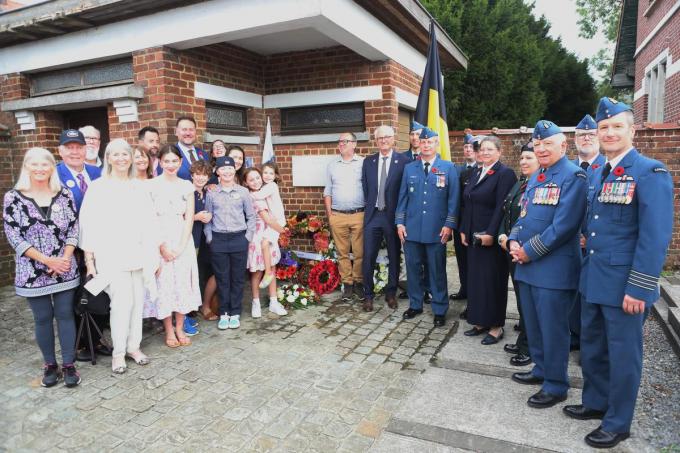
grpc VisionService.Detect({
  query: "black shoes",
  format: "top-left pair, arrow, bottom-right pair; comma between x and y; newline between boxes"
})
511,371 -> 543,385
423,292 -> 432,305
563,405 -> 605,420
76,343 -> 113,362
398,290 -> 408,299
433,315 -> 445,327
527,390 -> 567,408
41,363 -> 60,388
513,323 -> 521,332
504,343 -> 519,354
449,292 -> 466,301
402,308 -> 423,319
463,326 -> 487,337
342,284 -> 354,301
510,353 -> 532,366
481,328 -> 504,345
354,283 -> 365,301
585,427 -> 629,449
62,364 -> 81,388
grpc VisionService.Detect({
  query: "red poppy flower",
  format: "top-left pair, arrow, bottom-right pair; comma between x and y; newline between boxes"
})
591,164 -> 600,170
487,170 -> 495,176
537,173 -> 546,182
431,167 -> 438,173
416,155 -> 422,160
613,166 -> 625,176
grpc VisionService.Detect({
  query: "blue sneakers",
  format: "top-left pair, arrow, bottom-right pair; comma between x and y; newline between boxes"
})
183,317 -> 199,336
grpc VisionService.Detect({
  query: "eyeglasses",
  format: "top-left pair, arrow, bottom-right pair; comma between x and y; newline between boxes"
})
338,139 -> 357,145
85,136 -> 100,141
376,136 -> 394,141
575,133 -> 597,140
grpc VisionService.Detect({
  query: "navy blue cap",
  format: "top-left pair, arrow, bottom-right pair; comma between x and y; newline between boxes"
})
215,156 -> 235,170
410,120 -> 425,132
59,129 -> 86,146
463,133 -> 474,145
595,97 -> 632,122
532,120 -> 562,140
575,114 -> 597,130
419,127 -> 438,139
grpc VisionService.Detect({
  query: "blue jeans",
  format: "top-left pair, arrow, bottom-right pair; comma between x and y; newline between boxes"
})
27,289 -> 77,365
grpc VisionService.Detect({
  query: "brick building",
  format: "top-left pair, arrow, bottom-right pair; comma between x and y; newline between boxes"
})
612,0 -> 680,124
0,0 -> 467,284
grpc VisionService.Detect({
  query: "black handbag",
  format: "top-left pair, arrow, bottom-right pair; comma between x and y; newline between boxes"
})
74,275 -> 111,316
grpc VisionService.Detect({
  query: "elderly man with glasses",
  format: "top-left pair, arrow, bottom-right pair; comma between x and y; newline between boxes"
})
79,125 -> 103,168
323,132 -> 366,301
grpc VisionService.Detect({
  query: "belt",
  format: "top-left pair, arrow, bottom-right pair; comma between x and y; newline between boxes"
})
213,230 -> 246,237
332,208 -> 364,214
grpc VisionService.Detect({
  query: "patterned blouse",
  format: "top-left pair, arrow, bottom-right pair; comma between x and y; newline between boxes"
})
3,189 -> 80,297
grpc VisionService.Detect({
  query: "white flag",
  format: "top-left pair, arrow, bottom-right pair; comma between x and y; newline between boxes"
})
262,116 -> 274,164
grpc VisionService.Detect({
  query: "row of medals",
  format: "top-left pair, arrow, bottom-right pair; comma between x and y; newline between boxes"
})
598,180 -> 636,204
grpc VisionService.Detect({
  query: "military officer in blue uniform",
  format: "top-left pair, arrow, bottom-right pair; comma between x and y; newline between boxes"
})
402,120 -> 424,161
569,114 -> 607,351
396,128 -> 459,327
507,120 -> 587,408
563,98 -> 674,449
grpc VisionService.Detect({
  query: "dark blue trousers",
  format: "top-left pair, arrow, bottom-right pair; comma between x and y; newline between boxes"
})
452,229 -> 468,297
210,231 -> 248,317
362,211 -> 400,298
568,293 -> 581,348
517,282 -> 574,396
404,240 -> 448,316
581,301 -> 647,433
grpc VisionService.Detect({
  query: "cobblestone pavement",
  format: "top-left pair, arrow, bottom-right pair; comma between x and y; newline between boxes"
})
0,273 -> 461,452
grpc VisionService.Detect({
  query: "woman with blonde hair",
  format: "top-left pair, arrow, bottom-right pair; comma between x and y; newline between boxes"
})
79,138 -> 160,373
3,147 -> 81,387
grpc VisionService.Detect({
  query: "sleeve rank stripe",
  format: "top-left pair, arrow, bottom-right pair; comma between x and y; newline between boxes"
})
627,276 -> 657,290
630,270 -> 658,284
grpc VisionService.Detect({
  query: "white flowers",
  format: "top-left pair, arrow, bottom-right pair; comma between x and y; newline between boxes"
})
301,298 -> 308,306
286,294 -> 296,303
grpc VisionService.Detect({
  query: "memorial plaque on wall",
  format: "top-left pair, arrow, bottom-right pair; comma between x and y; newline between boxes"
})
292,155 -> 338,187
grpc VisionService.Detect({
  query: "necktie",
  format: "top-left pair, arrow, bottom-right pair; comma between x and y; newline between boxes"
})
580,161 -> 590,170
601,162 -> 611,182
188,148 -> 197,164
377,157 -> 388,210
76,173 -> 88,194
424,161 -> 430,177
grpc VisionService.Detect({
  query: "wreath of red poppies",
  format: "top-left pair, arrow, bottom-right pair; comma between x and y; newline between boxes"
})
308,260 -> 340,295
537,173 -> 546,182
613,166 -> 625,176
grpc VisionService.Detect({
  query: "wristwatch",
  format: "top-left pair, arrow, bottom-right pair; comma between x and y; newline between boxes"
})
497,234 -> 507,246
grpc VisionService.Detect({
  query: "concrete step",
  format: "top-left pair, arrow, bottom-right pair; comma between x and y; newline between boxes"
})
653,282 -> 680,358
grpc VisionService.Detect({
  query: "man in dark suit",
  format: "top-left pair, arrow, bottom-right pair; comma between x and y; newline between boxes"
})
159,116 -> 208,180
56,129 -> 111,362
450,133 -> 478,303
361,125 -> 410,311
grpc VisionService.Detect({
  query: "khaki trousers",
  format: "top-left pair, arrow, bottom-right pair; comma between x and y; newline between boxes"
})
329,211 -> 364,284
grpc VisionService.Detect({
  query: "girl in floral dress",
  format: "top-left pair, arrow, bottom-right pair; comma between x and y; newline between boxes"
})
243,168 -> 288,317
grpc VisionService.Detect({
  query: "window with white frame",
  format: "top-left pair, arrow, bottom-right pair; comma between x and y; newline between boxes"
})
646,61 -> 666,123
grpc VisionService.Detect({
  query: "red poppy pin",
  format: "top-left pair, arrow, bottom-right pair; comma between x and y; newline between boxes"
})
613,166 -> 625,176
537,173 -> 546,182
591,164 -> 600,170
487,169 -> 495,176
431,167 -> 438,173
416,155 -> 421,160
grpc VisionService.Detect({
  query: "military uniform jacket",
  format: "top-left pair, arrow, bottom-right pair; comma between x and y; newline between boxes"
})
572,153 -> 606,176
580,148 -> 673,306
508,156 -> 587,290
498,177 -> 528,238
395,156 -> 459,243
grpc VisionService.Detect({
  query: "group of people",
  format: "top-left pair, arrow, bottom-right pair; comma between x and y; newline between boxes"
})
323,97 -> 673,449
4,116 -> 290,383
3,96 -> 672,449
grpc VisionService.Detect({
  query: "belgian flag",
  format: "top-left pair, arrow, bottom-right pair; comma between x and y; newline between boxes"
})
415,21 -> 451,161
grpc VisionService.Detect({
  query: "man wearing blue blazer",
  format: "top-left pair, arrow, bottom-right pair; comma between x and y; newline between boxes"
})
396,127 -> 459,327
563,98 -> 674,449
159,116 -> 208,180
56,129 -> 102,212
569,114 -> 607,351
361,125 -> 410,311
507,120 -> 587,409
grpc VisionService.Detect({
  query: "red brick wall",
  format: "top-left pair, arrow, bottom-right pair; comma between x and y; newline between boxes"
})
449,126 -> 680,268
634,0 -> 680,124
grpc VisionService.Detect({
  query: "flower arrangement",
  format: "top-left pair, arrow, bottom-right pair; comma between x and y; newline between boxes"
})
279,211 -> 336,260
277,283 -> 319,309
373,262 -> 388,294
275,250 -> 298,281
308,259 -> 341,295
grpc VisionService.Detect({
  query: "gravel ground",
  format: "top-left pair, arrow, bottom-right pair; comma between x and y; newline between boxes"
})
637,313 -> 680,450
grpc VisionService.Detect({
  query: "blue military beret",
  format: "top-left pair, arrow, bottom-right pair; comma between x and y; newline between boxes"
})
215,156 -> 235,170
463,133 -> 474,145
532,120 -> 562,140
595,97 -> 632,122
410,120 -> 425,132
575,114 -> 597,130
419,127 -> 438,139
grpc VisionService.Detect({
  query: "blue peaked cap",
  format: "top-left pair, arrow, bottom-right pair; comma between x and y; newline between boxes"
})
595,97 -> 632,122
532,120 -> 562,140
410,120 -> 425,132
463,133 -> 474,145
419,127 -> 438,139
575,114 -> 597,130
